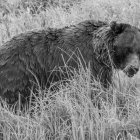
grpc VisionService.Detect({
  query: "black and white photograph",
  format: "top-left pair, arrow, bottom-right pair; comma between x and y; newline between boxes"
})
0,0 -> 140,139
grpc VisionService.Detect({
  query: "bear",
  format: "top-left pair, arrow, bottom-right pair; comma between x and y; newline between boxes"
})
0,20 -> 140,105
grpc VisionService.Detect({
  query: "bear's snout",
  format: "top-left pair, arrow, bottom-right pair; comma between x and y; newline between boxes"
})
124,66 -> 139,77
123,53 -> 140,77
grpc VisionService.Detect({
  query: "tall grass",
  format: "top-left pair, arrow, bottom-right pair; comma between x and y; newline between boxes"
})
1,64 -> 140,140
0,0 -> 140,139
1,0 -> 140,44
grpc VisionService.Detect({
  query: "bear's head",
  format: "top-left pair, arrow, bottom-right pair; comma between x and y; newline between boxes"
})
111,22 -> 140,77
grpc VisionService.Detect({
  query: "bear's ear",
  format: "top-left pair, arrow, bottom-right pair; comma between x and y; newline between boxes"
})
110,21 -> 126,34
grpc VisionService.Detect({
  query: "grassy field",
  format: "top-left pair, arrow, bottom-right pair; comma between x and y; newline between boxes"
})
0,0 -> 140,140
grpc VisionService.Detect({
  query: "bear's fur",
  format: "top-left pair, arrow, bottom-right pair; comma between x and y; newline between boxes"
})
0,20 -> 140,105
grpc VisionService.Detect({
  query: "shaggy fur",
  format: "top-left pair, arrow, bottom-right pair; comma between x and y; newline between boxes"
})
0,20 -> 140,104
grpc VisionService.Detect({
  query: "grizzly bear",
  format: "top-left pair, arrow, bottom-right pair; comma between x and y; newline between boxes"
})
0,20 -> 140,105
